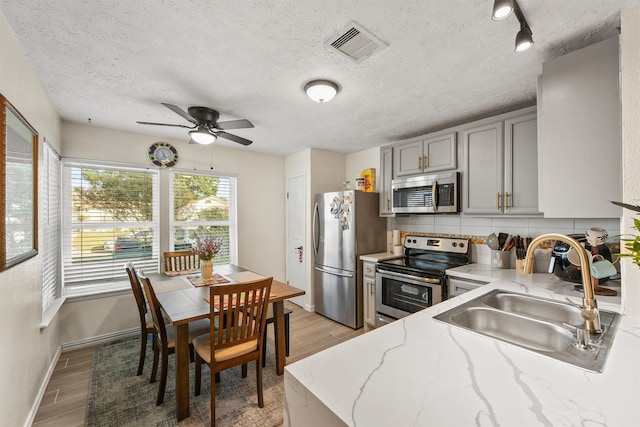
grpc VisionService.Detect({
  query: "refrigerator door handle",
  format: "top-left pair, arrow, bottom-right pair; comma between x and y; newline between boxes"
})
312,202 -> 320,255
314,266 -> 354,278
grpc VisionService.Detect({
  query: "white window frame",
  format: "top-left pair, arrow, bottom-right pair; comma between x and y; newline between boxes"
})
169,169 -> 238,265
61,159 -> 160,297
41,142 -> 64,327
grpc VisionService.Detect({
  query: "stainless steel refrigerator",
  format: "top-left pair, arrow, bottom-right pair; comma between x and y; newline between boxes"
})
313,190 -> 387,329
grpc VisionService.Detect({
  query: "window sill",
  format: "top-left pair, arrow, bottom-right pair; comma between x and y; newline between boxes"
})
64,283 -> 131,302
40,297 -> 65,329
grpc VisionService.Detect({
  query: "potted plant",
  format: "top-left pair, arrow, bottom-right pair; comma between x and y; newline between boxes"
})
195,236 -> 222,280
612,201 -> 640,267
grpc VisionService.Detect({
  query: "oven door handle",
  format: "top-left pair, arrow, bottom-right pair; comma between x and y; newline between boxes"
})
314,266 -> 354,278
378,269 -> 441,284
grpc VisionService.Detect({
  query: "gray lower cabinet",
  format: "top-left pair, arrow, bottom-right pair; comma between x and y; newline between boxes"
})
448,276 -> 489,297
362,261 -> 377,327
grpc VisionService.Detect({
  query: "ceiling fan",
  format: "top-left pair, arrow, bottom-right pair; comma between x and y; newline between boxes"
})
137,103 -> 254,146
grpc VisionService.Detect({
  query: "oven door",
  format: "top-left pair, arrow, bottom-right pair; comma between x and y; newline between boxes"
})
376,269 -> 442,321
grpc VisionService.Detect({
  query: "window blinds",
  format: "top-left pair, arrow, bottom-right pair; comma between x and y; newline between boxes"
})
41,143 -> 63,324
62,160 -> 159,295
170,171 -> 237,265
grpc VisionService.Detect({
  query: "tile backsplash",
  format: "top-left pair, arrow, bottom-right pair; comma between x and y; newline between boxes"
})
390,215 -> 621,269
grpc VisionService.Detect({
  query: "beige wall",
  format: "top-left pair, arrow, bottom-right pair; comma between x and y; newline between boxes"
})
58,121 -> 287,344
0,11 -> 62,427
620,8 -> 640,317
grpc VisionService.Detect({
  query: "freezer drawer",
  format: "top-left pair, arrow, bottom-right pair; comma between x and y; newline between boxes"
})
314,266 -> 363,329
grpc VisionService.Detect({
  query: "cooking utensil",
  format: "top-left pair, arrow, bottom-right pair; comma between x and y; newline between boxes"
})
486,233 -> 500,250
497,232 -> 508,250
502,236 -> 515,252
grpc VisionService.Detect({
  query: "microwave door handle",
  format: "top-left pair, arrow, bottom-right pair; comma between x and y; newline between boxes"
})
432,180 -> 438,211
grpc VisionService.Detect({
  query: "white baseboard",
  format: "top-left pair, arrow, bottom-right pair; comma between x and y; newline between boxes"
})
61,327 -> 139,351
24,346 -> 61,427
303,303 -> 315,312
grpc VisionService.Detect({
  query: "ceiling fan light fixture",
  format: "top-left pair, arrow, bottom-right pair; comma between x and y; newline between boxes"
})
492,0 -> 514,20
189,126 -> 217,144
304,79 -> 339,103
515,26 -> 534,52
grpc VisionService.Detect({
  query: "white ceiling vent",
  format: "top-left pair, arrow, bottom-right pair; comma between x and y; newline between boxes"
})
325,22 -> 387,63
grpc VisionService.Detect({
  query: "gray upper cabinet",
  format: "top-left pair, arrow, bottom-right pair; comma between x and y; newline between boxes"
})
537,37 -> 621,218
379,146 -> 394,216
393,131 -> 457,178
462,107 -> 539,216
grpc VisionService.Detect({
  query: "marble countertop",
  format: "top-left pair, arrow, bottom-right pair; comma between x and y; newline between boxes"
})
359,252 -> 402,262
284,276 -> 639,427
447,263 -> 622,305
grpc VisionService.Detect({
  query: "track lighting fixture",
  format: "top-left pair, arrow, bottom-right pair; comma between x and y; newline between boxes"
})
491,0 -> 534,53
492,0 -> 514,20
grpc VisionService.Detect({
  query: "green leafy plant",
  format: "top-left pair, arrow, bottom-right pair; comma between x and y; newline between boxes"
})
612,201 -> 640,267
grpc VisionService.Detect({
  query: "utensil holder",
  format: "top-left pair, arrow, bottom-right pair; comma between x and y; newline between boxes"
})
491,250 -> 511,269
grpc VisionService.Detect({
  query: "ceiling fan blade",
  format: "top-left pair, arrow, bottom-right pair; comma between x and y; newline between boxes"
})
136,121 -> 195,129
161,103 -> 197,125
216,119 -> 254,130
218,131 -> 253,146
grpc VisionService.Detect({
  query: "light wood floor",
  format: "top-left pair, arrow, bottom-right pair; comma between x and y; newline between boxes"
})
33,301 -> 368,426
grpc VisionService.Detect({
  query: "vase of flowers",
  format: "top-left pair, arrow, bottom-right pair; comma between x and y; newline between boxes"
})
195,236 -> 222,280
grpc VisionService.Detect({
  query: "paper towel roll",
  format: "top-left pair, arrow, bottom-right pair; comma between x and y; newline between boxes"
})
392,229 -> 401,246
393,245 -> 404,256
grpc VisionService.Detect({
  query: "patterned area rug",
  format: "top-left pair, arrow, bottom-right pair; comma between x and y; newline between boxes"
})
85,337 -> 284,426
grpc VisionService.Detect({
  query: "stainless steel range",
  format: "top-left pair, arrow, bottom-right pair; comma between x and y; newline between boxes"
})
376,235 -> 471,326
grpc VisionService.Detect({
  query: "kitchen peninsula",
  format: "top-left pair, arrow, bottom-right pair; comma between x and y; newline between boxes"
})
284,275 -> 640,426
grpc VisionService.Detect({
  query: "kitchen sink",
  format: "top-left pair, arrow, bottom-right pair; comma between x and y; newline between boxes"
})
434,289 -> 621,372
451,307 -> 575,352
483,292 -> 584,326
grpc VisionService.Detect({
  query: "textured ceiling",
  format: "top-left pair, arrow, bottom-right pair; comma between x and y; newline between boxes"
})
1,0 -> 638,156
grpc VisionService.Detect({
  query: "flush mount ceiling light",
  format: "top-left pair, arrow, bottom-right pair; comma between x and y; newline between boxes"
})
189,125 -> 217,144
492,0 -> 514,20
304,79 -> 340,103
491,0 -> 534,53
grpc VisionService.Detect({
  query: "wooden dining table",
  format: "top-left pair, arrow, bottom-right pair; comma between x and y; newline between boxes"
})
151,264 -> 304,421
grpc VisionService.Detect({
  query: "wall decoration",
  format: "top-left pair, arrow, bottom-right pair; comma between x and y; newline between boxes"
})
1,94 -> 38,271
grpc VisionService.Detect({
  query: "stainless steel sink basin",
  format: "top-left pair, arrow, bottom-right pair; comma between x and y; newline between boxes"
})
483,292 -> 584,326
434,289 -> 621,372
451,307 -> 575,352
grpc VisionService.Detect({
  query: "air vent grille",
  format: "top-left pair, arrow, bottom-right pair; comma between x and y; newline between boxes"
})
325,22 -> 387,63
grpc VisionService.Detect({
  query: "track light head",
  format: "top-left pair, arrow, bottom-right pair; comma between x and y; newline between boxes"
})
492,0 -> 514,20
515,26 -> 534,52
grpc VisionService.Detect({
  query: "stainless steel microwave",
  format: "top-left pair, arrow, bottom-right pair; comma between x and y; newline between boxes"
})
391,172 -> 459,214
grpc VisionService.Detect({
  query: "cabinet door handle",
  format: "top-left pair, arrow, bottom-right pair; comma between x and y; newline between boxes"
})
418,156 -> 422,169
370,282 -> 374,295
387,198 -> 390,210
505,192 -> 510,209
423,155 -> 427,169
496,192 -> 502,211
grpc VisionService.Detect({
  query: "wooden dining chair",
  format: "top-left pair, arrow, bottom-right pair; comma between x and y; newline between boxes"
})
138,271 -> 211,405
124,262 -> 154,376
262,304 -> 292,367
193,277 -> 273,426
163,250 -> 199,273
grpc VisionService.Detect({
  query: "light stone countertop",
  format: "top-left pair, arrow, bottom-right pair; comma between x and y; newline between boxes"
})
359,252 -> 402,263
284,275 -> 639,427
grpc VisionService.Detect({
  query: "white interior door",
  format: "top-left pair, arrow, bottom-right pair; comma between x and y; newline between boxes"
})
286,174 -> 306,308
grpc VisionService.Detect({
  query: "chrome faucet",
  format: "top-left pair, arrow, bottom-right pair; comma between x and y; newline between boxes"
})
523,233 -> 602,334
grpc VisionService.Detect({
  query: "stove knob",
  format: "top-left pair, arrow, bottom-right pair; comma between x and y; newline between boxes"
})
460,243 -> 465,248
452,242 -> 457,247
